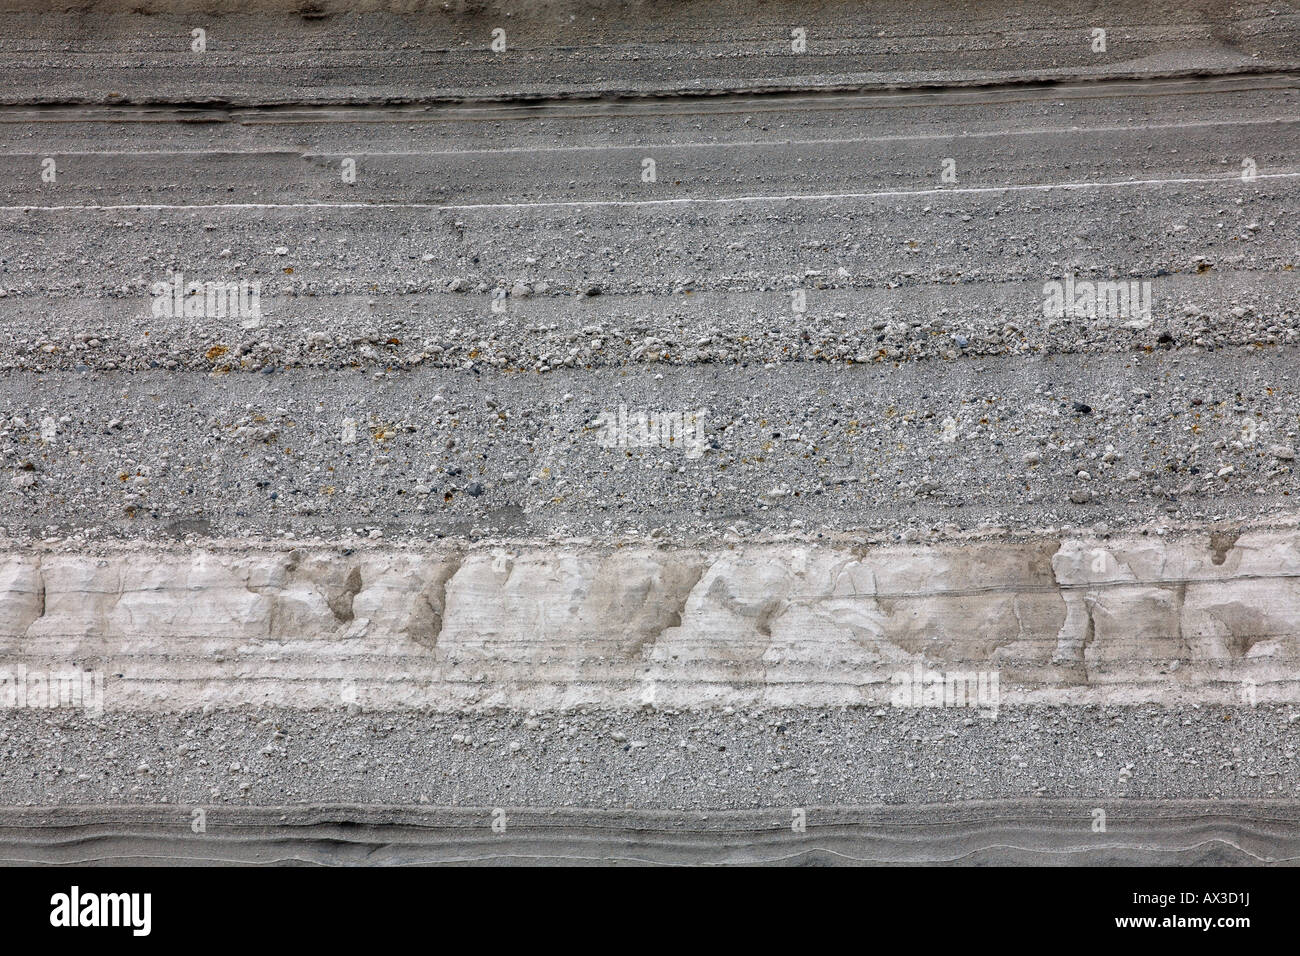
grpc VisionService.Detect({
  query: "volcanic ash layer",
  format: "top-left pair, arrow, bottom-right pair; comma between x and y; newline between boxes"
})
1,527 -> 1298,710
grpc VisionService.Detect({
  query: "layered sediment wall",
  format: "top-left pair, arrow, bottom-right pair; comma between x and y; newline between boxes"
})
1,0 -> 1299,865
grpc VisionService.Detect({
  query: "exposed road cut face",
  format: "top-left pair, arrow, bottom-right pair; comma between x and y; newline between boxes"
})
0,0 -> 1297,865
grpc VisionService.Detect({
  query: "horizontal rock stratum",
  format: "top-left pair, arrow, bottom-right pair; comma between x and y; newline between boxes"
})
3,525 -> 1298,710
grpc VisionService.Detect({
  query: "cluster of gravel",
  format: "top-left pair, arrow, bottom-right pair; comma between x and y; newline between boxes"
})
0,350 -> 1295,541
2,705 -> 1297,809
0,279 -> 1295,376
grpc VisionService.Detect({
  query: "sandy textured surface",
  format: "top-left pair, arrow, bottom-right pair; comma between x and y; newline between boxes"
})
0,0 -> 1297,864
3,0 -> 1297,104
3,801 -> 1298,865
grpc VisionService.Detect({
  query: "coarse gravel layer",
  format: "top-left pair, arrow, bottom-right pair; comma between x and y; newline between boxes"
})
1,705 -> 1297,808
